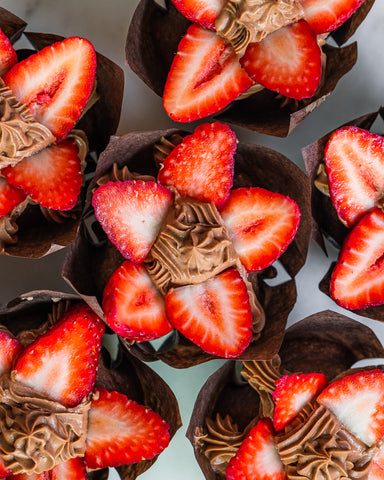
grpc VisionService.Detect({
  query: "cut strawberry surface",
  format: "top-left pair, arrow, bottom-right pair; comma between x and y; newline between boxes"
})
369,443 -> 384,480
272,373 -> 329,431
226,417 -> 286,480
3,36 -> 96,142
12,303 -> 105,408
220,187 -> 301,273
330,208 -> 384,310
317,369 -> 384,446
158,122 -> 236,209
50,458 -> 87,480
0,28 -> 17,77
84,388 -> 170,469
240,20 -> 322,100
165,268 -> 253,358
171,0 -> 226,29
102,260 -> 173,341
0,330 -> 21,376
325,126 -> 384,228
0,176 -> 27,219
2,138 -> 82,211
163,23 -> 252,123
92,180 -> 173,264
301,0 -> 366,34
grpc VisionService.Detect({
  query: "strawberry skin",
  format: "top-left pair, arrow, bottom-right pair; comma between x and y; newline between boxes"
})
0,27 -> 17,77
3,37 -> 96,142
325,126 -> 384,228
102,260 -> 173,341
12,303 -> 105,408
226,417 -> 286,480
158,122 -> 236,209
0,176 -> 27,219
85,388 -> 170,469
301,0 -> 366,34
163,23 -> 252,123
240,20 -> 322,100
165,268 -> 253,358
2,138 -> 82,211
317,369 -> 384,446
92,180 -> 174,264
220,187 -> 301,273
330,208 -> 384,310
170,0 -> 226,29
0,330 -> 21,376
272,373 -> 329,431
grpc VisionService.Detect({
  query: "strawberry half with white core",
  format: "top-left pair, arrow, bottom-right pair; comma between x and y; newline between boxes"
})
158,122 -> 236,209
240,20 -> 322,100
220,187 -> 301,273
92,180 -> 174,264
163,23 -> 252,123
300,0 -> 366,34
317,369 -> 384,446
330,208 -> 384,310
226,417 -> 286,480
325,126 -> 384,228
0,28 -> 17,77
171,0 -> 226,29
272,373 -> 329,431
0,330 -> 21,376
102,260 -> 173,341
12,303 -> 105,408
165,268 -> 253,358
2,138 -> 82,211
3,36 -> 97,142
0,176 -> 27,219
84,388 -> 170,469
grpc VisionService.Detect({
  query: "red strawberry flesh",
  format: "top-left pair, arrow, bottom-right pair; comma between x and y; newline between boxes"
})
0,330 -> 21,376
171,0 -> 226,29
0,28 -> 17,77
0,176 -> 27,219
51,458 -> 87,480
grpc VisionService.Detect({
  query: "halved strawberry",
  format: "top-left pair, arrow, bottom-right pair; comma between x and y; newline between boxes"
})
2,138 -> 82,211
324,126 -> 384,228
317,369 -> 384,446
240,20 -> 322,100
170,0 -> 226,29
3,36 -> 96,142
51,458 -> 87,480
84,388 -> 170,469
165,268 -> 253,358
301,0 -> 366,34
12,303 -> 105,408
0,330 -> 21,375
102,260 -> 173,341
92,180 -> 174,264
163,23 -> 252,123
226,417 -> 286,480
369,443 -> 384,480
0,176 -> 26,219
272,373 -> 329,431
0,28 -> 17,76
158,122 -> 236,209
330,208 -> 384,310
220,187 -> 301,273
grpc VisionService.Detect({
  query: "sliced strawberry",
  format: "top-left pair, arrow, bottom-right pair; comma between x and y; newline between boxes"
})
2,138 -> 82,211
330,208 -> 384,310
0,456 -> 11,479
0,28 -> 17,76
0,176 -> 26,219
0,330 -> 21,376
220,187 -> 301,273
51,458 -> 87,480
158,122 -> 236,209
3,36 -> 96,142
84,388 -> 170,469
317,369 -> 384,446
165,268 -> 253,358
240,19 -> 322,100
92,180 -> 173,264
272,373 -> 329,431
324,126 -> 384,228
12,303 -> 105,408
226,417 -> 286,480
7,472 -> 48,480
301,0 -> 366,34
170,0 -> 226,29
163,23 -> 252,123
102,260 -> 173,341
369,443 -> 384,480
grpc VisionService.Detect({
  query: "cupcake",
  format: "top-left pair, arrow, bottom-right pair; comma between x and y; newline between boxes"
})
302,107 -> 384,320
62,121 -> 311,368
126,0 -> 374,136
0,7 -> 124,257
187,310 -> 384,479
0,290 -> 181,479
